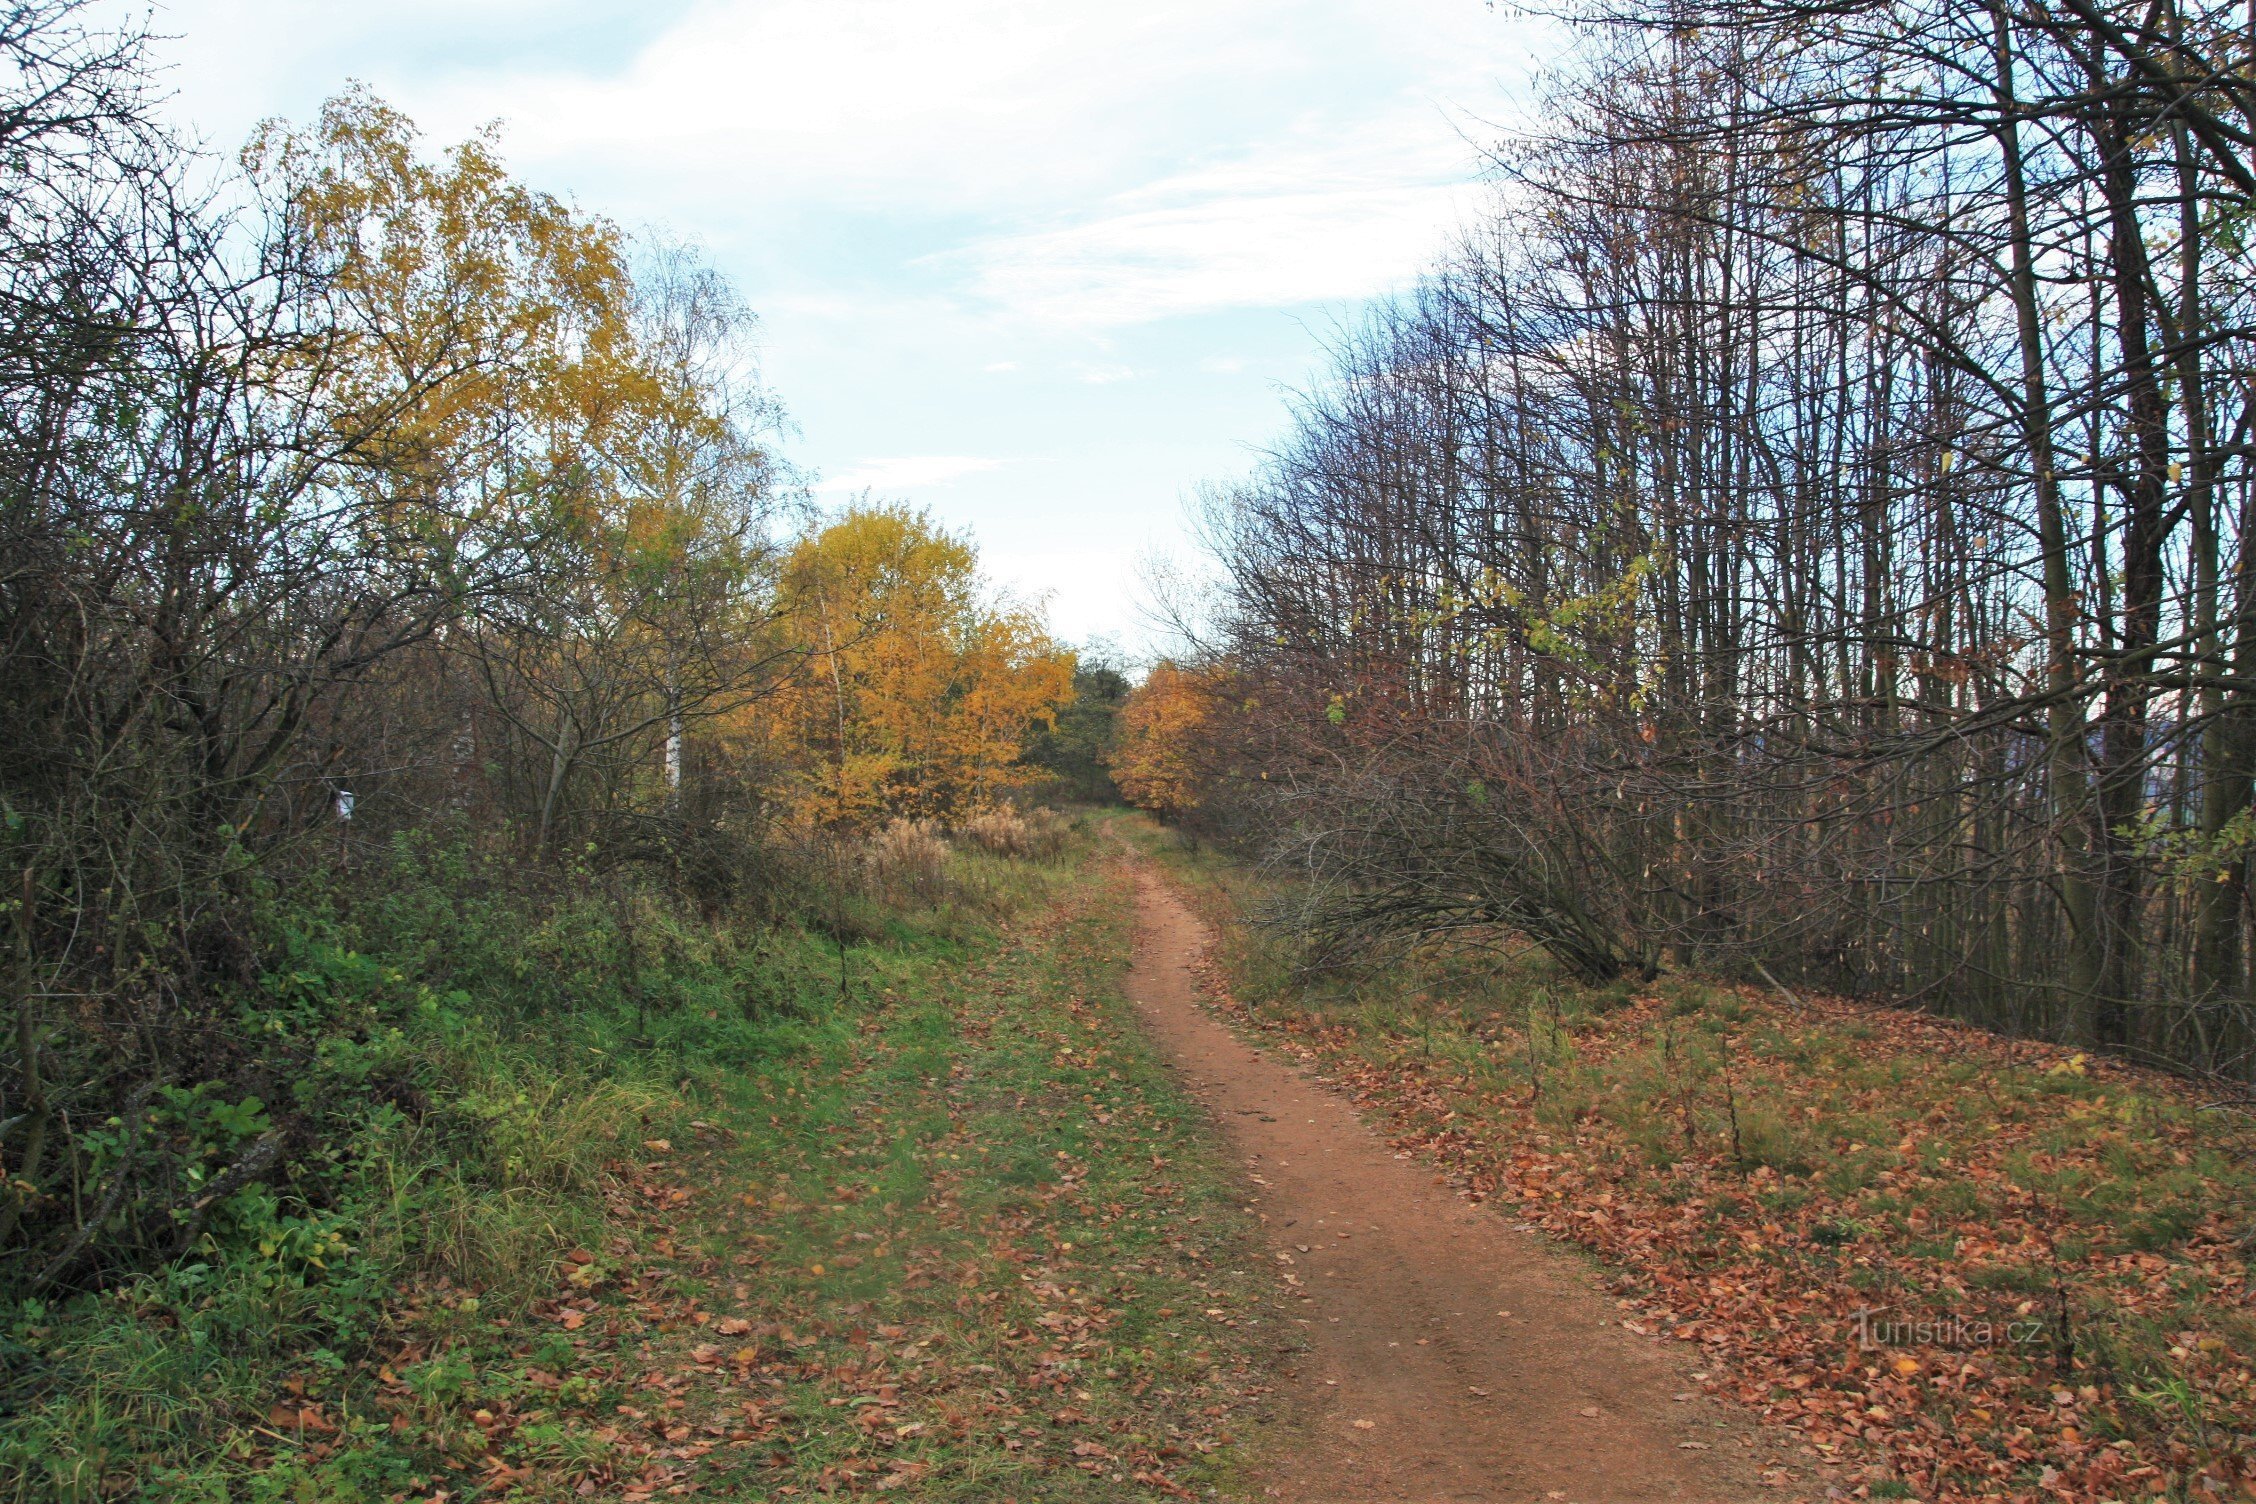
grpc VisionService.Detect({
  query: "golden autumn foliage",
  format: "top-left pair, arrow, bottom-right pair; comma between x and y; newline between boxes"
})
247,90 -> 786,842
245,86 -> 638,539
1109,661 -> 1226,818
765,505 -> 1075,825
252,94 -> 1078,843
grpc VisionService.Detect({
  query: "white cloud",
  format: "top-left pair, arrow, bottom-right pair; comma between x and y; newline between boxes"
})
408,0 -> 1333,214
944,116 -> 1484,326
1199,355 -> 1249,374
815,455 -> 1004,494
128,0 -> 1557,647
146,0 -> 1511,231
143,0 -> 1527,335
961,181 -> 1469,326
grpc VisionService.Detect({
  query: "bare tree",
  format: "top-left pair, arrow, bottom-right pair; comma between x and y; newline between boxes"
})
1190,0 -> 2256,1077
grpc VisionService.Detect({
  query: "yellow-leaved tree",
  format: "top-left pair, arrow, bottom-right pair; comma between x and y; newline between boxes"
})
249,90 -> 788,842
1109,661 -> 1225,819
769,505 -> 1074,825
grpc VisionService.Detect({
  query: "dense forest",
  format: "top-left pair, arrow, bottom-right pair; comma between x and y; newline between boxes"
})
1119,0 -> 2256,1080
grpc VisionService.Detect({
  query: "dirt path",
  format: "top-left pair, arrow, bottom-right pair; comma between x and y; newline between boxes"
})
1123,864 -> 1801,1504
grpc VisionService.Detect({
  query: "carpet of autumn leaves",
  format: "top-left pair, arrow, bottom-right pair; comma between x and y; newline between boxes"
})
230,854 -> 1280,1502
1144,835 -> 2256,1504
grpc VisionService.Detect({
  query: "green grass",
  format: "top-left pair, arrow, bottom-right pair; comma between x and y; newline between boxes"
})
605,852 -> 1269,1501
1,824 -> 1269,1502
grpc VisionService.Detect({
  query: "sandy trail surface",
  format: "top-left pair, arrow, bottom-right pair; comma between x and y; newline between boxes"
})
1122,863 -> 1801,1503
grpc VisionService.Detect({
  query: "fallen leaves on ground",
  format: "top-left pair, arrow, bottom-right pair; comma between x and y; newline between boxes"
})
1195,946 -> 2256,1504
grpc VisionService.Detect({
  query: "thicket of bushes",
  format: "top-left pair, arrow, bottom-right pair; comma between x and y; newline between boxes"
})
3,812 -> 1085,1499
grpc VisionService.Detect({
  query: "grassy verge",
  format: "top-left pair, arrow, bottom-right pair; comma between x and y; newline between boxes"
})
1120,818 -> 2256,1504
541,846 -> 1274,1502
4,827 -> 1272,1502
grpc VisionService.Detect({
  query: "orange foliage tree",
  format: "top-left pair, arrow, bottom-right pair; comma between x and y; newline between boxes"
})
766,504 -> 1074,825
1109,662 -> 1226,819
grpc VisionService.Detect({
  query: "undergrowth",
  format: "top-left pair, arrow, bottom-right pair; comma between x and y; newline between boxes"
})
1,818 -> 1268,1502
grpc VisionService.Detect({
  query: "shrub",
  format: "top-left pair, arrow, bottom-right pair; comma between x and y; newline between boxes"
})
0,835 -> 839,1498
858,818 -> 951,903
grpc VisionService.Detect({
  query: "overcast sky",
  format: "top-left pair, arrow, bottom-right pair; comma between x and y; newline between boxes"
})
135,0 -> 1555,654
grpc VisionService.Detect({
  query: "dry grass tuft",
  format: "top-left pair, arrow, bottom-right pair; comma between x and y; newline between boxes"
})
858,817 -> 951,901
953,804 -> 1072,861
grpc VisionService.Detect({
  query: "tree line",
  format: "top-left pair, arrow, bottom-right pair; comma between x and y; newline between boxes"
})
1122,0 -> 2256,1078
0,4 -> 1077,1295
